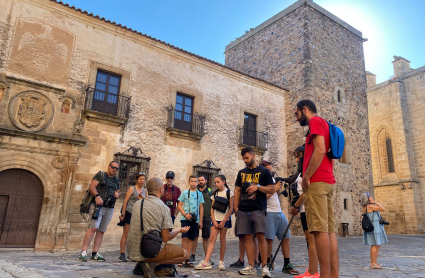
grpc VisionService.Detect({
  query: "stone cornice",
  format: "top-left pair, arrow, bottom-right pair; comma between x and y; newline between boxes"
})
367,65 -> 425,92
0,126 -> 87,146
6,75 -> 66,95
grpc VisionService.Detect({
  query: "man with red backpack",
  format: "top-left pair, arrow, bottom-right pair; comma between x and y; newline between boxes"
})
294,99 -> 340,278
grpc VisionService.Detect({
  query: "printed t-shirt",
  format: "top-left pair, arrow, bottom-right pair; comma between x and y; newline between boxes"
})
199,187 -> 212,217
178,189 -> 205,224
303,116 -> 336,184
235,165 -> 274,212
211,188 -> 234,221
92,171 -> 120,203
161,184 -> 181,216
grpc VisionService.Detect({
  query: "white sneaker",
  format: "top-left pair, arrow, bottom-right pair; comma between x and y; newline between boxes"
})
194,260 -> 212,270
262,265 -> 271,278
238,265 -> 256,275
219,260 -> 225,271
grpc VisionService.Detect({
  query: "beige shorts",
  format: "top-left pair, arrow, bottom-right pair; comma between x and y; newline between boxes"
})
304,182 -> 335,233
144,243 -> 185,263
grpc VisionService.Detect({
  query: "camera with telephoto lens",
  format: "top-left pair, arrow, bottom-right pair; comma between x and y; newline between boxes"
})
188,212 -> 198,222
104,196 -> 116,208
241,181 -> 254,197
92,205 -> 101,220
379,218 -> 389,225
165,200 -> 173,207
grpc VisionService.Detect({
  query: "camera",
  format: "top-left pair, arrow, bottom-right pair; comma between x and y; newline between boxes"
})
188,212 -> 197,222
92,205 -> 101,220
165,200 -> 173,207
379,218 -> 389,225
241,181 -> 254,197
105,196 -> 116,208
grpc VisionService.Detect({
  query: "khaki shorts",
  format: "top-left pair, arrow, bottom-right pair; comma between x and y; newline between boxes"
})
304,182 -> 335,233
144,243 -> 184,263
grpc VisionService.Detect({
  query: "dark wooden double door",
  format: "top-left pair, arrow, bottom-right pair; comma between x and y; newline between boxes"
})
0,169 -> 43,247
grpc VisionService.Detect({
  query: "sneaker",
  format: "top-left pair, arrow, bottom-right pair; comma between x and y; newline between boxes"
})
210,260 -> 215,266
90,253 -> 106,261
294,268 -> 317,278
255,261 -> 260,270
282,263 -> 300,275
238,265 -> 256,275
78,251 -> 87,262
218,260 -> 225,271
262,265 -> 271,278
119,253 -> 127,262
133,262 -> 144,275
189,254 -> 196,263
230,259 -> 245,268
194,260 -> 212,270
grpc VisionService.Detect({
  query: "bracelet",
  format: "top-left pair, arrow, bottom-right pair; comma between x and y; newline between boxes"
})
294,205 -> 300,209
95,194 -> 100,198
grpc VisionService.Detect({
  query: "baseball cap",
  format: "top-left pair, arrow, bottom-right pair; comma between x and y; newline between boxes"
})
166,171 -> 175,178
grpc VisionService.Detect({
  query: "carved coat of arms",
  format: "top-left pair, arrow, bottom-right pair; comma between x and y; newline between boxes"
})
18,95 -> 46,128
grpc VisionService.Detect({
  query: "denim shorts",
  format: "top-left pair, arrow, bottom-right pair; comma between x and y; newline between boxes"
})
265,211 -> 291,240
87,204 -> 114,233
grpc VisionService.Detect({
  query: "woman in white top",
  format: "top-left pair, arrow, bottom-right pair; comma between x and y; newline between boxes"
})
195,175 -> 234,271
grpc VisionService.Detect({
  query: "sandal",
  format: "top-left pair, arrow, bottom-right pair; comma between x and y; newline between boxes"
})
370,263 -> 383,269
183,259 -> 194,268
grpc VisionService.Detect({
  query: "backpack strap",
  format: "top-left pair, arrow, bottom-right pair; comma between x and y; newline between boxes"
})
140,199 -> 145,232
226,189 -> 230,200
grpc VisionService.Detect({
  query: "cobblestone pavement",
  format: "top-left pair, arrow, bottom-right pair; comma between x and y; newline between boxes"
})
0,235 -> 424,278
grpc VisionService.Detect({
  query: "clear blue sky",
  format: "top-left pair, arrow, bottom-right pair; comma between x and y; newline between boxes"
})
62,0 -> 424,84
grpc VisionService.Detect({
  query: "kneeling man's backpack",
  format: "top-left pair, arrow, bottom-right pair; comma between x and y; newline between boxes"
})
140,199 -> 163,258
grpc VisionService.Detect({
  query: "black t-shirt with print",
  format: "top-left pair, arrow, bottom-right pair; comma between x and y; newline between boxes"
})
235,165 -> 274,212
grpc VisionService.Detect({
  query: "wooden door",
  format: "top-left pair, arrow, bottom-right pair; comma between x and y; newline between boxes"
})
0,169 -> 43,247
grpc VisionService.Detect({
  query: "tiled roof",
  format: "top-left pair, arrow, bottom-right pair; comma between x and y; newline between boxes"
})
50,0 -> 289,92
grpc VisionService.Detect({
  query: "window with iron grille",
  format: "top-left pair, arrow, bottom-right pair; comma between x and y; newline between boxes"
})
386,137 -> 395,173
114,147 -> 150,195
243,113 -> 257,146
193,160 -> 221,192
92,71 -> 121,115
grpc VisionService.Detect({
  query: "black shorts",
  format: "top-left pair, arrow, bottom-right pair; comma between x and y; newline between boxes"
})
124,210 -> 132,225
201,217 -> 211,239
301,212 -> 308,231
181,220 -> 199,240
235,210 -> 266,236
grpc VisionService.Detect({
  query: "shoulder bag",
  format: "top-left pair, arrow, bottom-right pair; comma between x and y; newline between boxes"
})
140,199 -> 163,258
361,205 -> 374,233
212,189 -> 231,213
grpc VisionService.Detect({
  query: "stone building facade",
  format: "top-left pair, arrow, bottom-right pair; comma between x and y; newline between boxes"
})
225,0 -> 373,235
0,0 -> 288,251
367,56 -> 425,234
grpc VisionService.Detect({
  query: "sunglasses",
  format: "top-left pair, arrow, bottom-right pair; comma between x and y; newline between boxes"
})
166,176 -> 174,180
110,165 -> 119,170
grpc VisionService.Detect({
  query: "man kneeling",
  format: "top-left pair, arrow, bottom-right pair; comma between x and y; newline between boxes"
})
128,177 -> 190,277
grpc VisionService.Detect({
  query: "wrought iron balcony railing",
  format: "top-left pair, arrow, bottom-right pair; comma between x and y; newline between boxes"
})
239,128 -> 268,150
166,107 -> 205,136
84,87 -> 131,118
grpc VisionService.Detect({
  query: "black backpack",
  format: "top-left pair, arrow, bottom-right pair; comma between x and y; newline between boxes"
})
361,206 -> 374,233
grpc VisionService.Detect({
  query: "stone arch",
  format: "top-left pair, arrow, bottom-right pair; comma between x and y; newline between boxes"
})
0,81 -> 9,101
0,150 -> 64,250
333,86 -> 346,104
374,126 -> 397,183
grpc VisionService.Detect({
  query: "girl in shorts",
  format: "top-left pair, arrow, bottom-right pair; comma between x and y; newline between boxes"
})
195,175 -> 234,271
290,146 -> 319,278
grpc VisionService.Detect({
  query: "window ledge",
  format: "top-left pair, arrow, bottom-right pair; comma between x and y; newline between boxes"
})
166,127 -> 203,140
83,109 -> 128,126
238,144 -> 267,155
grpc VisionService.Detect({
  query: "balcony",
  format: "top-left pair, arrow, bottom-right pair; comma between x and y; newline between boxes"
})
166,106 -> 205,140
83,87 -> 131,126
238,128 -> 268,153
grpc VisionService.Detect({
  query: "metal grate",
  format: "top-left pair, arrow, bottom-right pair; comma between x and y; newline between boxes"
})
386,137 -> 395,173
84,87 -> 131,118
166,106 -> 205,135
193,160 -> 221,192
239,128 -> 268,150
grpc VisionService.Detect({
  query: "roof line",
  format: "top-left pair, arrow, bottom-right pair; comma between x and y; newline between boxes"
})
49,0 -> 289,92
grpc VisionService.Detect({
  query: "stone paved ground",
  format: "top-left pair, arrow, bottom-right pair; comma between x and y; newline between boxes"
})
0,235 -> 424,278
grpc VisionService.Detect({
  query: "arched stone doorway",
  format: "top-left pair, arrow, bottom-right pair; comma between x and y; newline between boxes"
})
0,169 -> 44,247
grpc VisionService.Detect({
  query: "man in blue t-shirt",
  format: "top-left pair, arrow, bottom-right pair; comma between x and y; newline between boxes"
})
234,147 -> 274,277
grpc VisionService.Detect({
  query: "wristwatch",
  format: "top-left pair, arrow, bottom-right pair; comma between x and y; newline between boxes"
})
257,184 -> 261,188
294,204 -> 300,209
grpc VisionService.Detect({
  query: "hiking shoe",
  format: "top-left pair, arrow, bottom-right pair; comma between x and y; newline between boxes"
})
218,260 -> 225,271
282,263 -> 300,275
230,259 -> 245,268
262,265 -> 271,278
194,260 -> 212,270
90,253 -> 106,261
78,251 -> 87,262
189,254 -> 196,263
238,265 -> 256,275
119,253 -> 127,262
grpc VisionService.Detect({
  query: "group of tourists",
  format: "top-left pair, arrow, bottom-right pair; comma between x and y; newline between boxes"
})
77,99 -> 388,278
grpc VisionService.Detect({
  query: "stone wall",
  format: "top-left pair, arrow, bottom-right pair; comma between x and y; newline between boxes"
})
225,0 -> 372,236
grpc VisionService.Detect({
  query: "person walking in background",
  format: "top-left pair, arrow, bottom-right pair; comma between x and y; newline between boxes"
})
290,147 -> 320,278
161,171 -> 181,224
361,192 -> 388,269
195,175 -> 234,271
118,173 -> 146,262
294,99 -> 339,278
178,175 -> 204,268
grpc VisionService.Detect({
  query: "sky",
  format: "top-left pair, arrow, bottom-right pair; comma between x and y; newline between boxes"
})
62,0 -> 425,84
